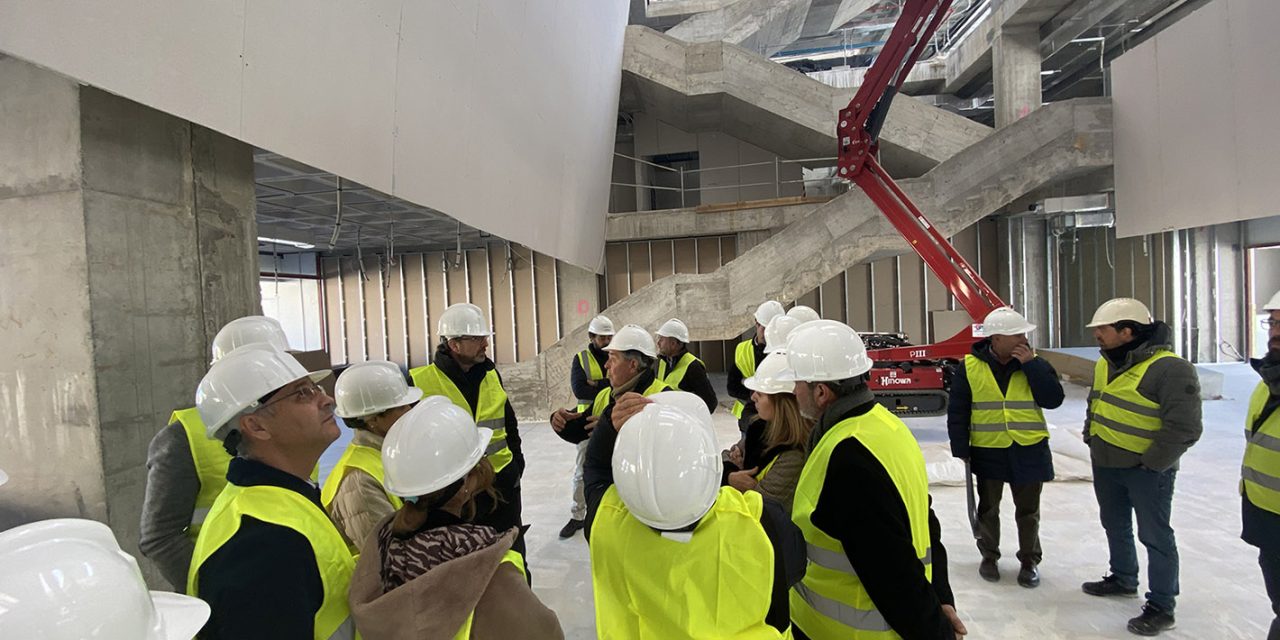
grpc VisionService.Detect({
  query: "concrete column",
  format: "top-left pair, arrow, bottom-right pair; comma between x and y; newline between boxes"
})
993,24 -> 1041,128
0,58 -> 259,586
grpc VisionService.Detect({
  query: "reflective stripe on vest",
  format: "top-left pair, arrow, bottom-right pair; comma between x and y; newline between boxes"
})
171,407 -> 233,539
659,352 -> 702,390
590,485 -> 782,639
452,550 -> 527,639
1086,351 -> 1177,454
409,364 -> 512,473
188,484 -> 358,640
590,379 -> 671,418
320,443 -> 404,513
576,349 -> 606,412
791,404 -> 932,639
963,355 -> 1048,449
732,340 -> 758,419
1243,381 -> 1280,515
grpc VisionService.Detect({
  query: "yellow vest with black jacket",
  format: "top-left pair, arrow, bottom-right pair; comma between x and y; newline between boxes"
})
188,482 -> 359,640
591,485 -> 783,639
732,340 -> 760,418
1243,381 -> 1280,516
170,407 -> 233,540
964,354 -> 1049,449
791,404 -> 933,639
410,363 -> 513,474
576,348 -> 608,412
1086,350 -> 1179,455
657,352 -> 703,390
590,379 -> 671,418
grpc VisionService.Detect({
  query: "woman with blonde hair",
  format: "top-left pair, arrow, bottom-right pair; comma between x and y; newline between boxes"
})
725,351 -> 813,512
348,397 -> 561,640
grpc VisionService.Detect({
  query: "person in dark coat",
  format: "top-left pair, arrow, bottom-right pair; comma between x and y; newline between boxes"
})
948,308 -> 1064,588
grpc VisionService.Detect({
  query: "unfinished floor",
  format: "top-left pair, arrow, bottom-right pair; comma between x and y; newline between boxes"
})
319,363 -> 1275,639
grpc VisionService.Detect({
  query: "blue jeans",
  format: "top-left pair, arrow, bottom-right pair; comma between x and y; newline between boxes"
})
1092,465 -> 1179,611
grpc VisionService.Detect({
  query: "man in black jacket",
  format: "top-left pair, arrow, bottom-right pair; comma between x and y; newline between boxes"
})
785,319 -> 966,640
1244,291 -> 1280,640
655,318 -> 719,412
948,307 -> 1064,588
556,315 -> 614,539
409,303 -> 526,557
727,301 -> 785,429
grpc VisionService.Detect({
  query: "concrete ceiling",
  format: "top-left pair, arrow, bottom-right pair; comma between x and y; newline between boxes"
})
252,149 -> 489,256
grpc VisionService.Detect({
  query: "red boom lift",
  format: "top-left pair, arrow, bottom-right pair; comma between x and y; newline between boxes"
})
835,0 -> 1006,416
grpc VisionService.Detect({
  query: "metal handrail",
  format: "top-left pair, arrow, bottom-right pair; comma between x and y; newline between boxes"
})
611,152 -> 846,210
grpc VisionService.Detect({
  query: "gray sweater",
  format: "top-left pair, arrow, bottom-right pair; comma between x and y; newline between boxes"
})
139,421 -> 202,589
1082,323 -> 1203,472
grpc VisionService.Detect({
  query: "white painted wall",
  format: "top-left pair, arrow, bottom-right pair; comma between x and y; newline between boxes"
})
0,0 -> 628,271
1111,0 -> 1280,238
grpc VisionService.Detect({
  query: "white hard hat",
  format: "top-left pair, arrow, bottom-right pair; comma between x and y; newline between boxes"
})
744,351 -> 797,395
787,305 -> 821,324
196,344 -> 332,440
1086,297 -> 1153,328
1264,290 -> 1280,312
780,320 -> 873,382
0,519 -> 210,640
649,391 -> 713,430
764,315 -> 802,353
382,396 -> 492,498
656,318 -> 690,344
754,300 -> 786,326
438,303 -> 492,338
603,324 -> 657,358
210,315 -> 291,363
612,404 -> 721,530
334,361 -> 423,419
0,467 -> 7,487
982,307 -> 1036,336
588,315 -> 617,336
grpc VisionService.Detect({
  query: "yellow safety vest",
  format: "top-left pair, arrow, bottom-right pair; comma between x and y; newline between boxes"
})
452,550 -> 528,639
590,485 -> 782,640
1086,351 -> 1178,455
964,355 -> 1048,448
171,407 -> 233,540
320,443 -> 404,513
577,349 -> 607,412
590,379 -> 671,418
1242,381 -> 1280,515
188,484 -> 358,640
409,365 -> 512,473
790,405 -> 933,639
658,352 -> 702,390
733,340 -> 759,419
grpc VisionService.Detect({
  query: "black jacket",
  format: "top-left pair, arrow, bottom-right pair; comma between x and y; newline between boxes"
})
570,344 -> 610,404
581,367 -> 804,632
195,458 -> 327,640
794,391 -> 956,640
1243,353 -> 1280,553
726,337 -> 767,426
664,349 -> 719,413
947,340 -> 1064,484
430,344 -> 525,535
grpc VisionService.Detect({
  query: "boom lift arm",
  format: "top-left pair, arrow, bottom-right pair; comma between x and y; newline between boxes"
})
835,0 -> 1007,414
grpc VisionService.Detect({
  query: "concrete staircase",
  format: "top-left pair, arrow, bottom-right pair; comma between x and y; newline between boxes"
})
621,25 -> 992,177
503,97 -> 1112,418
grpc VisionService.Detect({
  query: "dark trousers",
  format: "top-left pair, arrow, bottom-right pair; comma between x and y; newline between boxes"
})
1262,548 -> 1280,640
1093,465 -> 1179,611
975,477 -> 1043,565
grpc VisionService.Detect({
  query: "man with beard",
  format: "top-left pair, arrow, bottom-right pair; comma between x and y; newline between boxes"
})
1244,290 -> 1280,640
1079,298 -> 1202,636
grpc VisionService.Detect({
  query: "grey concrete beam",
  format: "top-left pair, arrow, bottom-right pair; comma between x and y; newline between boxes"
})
666,0 -> 813,56
507,98 -> 1112,418
623,26 -> 991,176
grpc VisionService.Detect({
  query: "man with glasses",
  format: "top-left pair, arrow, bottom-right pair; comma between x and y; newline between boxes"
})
1244,291 -> 1280,640
409,303 -> 527,559
188,344 -> 355,640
